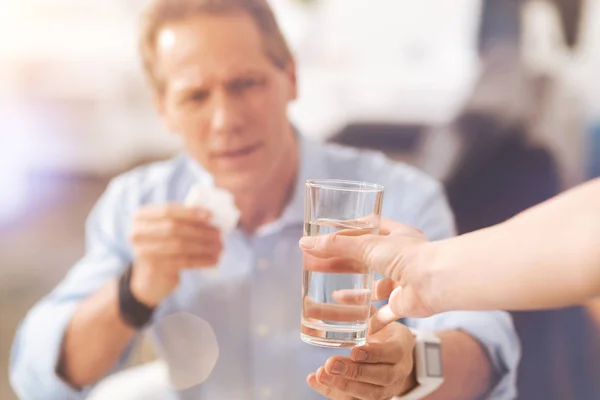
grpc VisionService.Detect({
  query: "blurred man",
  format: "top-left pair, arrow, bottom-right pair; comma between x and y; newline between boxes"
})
10,1 -> 519,399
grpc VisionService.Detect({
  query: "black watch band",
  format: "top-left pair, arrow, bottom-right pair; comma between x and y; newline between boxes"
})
118,266 -> 155,329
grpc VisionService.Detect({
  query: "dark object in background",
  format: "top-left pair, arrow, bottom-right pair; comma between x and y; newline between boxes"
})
329,123 -> 424,154
444,113 -> 560,233
478,0 -> 522,53
553,0 -> 584,49
478,0 -> 583,53
445,112 -> 600,400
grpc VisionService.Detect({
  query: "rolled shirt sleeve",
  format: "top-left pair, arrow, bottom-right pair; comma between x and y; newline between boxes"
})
9,178 -> 137,400
406,311 -> 520,399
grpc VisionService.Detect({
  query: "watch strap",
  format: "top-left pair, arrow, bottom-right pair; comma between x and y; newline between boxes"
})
118,266 -> 155,329
393,329 -> 444,400
393,385 -> 443,400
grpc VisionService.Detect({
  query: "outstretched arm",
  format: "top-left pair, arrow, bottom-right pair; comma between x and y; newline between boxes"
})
300,178 -> 600,316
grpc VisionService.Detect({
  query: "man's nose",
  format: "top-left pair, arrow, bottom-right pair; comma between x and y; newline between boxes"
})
209,92 -> 242,135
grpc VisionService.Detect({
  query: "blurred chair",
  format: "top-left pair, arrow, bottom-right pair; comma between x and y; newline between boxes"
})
478,0 -> 583,52
328,123 -> 425,166
444,114 -> 560,233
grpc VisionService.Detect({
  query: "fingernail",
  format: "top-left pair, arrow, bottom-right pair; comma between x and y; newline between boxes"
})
352,349 -> 368,361
299,236 -> 316,249
330,361 -> 346,375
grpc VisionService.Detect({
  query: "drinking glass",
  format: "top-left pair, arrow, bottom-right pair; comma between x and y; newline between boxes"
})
301,179 -> 384,348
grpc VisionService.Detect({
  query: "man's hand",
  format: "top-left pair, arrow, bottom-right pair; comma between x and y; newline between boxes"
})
129,204 -> 222,307
307,322 -> 417,400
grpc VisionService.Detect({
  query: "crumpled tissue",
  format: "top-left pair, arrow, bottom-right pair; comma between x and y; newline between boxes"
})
184,182 -> 240,236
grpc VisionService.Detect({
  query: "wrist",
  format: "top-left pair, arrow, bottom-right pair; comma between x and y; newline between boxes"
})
418,241 -> 449,314
398,364 -> 418,396
129,264 -> 176,308
394,329 -> 444,400
129,271 -> 160,308
118,266 -> 157,329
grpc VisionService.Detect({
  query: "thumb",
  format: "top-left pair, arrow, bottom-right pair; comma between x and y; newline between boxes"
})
389,285 -> 434,318
388,286 -> 407,317
299,233 -> 381,264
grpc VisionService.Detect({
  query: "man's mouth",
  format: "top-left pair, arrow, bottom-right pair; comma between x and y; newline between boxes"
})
213,143 -> 263,160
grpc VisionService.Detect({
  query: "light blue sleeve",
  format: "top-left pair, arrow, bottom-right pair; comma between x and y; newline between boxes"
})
382,169 -> 520,399
406,311 -> 520,400
9,178 -> 138,400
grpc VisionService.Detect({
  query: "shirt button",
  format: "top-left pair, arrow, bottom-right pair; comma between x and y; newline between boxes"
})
257,258 -> 269,271
255,324 -> 269,337
259,387 -> 272,399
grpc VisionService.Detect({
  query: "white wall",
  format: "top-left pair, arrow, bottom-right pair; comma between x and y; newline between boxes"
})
0,0 -> 483,176
1,0 -> 598,180
0,1 -> 179,176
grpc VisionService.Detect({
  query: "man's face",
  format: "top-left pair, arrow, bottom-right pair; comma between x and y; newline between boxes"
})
154,13 -> 297,192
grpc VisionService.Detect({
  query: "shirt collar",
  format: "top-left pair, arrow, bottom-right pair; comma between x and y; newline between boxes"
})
277,134 -> 328,226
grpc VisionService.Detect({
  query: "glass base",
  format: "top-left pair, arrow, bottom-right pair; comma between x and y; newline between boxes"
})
301,333 -> 366,348
300,321 -> 367,348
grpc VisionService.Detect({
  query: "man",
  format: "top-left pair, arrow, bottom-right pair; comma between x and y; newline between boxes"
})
10,0 -> 519,399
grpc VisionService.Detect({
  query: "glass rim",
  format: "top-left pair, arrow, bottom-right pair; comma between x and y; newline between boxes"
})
305,179 -> 384,192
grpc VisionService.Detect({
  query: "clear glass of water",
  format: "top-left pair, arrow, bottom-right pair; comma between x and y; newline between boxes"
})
301,179 -> 384,348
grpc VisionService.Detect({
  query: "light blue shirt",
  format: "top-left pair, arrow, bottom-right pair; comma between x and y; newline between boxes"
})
10,135 -> 520,399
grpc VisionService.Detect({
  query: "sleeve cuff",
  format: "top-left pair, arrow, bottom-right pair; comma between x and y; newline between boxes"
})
10,300 -> 138,400
11,301 -> 89,399
405,310 -> 521,399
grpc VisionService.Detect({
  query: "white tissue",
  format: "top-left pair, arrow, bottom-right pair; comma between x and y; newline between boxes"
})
184,183 -> 240,235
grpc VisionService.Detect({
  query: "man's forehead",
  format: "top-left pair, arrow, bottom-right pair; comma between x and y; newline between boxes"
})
156,17 -> 269,64
157,28 -> 177,50
154,17 -> 277,92
155,13 -> 263,54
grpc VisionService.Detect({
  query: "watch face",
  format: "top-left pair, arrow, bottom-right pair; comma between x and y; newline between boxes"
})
425,343 -> 443,377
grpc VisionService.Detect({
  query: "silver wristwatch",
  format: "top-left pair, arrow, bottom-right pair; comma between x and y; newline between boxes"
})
393,329 -> 444,400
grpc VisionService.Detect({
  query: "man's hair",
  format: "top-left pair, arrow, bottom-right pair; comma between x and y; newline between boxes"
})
139,0 -> 294,93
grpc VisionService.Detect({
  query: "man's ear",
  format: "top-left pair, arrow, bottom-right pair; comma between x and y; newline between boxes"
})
285,61 -> 298,101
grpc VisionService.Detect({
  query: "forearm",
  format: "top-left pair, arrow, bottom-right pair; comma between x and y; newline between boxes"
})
430,178 -> 600,312
425,330 -> 492,400
58,279 -> 136,387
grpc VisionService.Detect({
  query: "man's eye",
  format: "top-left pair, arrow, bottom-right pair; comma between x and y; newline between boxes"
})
229,79 -> 262,92
187,91 -> 209,103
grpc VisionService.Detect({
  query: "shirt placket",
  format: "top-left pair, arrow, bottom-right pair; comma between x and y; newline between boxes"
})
250,235 -> 280,400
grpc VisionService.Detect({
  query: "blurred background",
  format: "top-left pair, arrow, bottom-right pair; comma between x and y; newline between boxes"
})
1,0 -> 600,399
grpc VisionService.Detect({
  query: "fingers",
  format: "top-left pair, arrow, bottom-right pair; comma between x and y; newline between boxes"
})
368,304 -> 402,334
350,323 -> 413,364
135,204 -> 211,223
372,278 -> 395,301
306,372 -> 354,400
299,233 -> 375,261
303,298 -> 370,323
134,237 -> 222,258
378,218 -> 411,235
324,356 -> 403,386
303,254 -> 367,274
131,219 -> 220,242
139,254 -> 222,272
315,366 -> 394,400
131,204 -> 223,269
332,289 -> 371,305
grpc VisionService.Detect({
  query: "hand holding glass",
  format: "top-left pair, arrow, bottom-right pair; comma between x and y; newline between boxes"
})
301,179 -> 384,348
